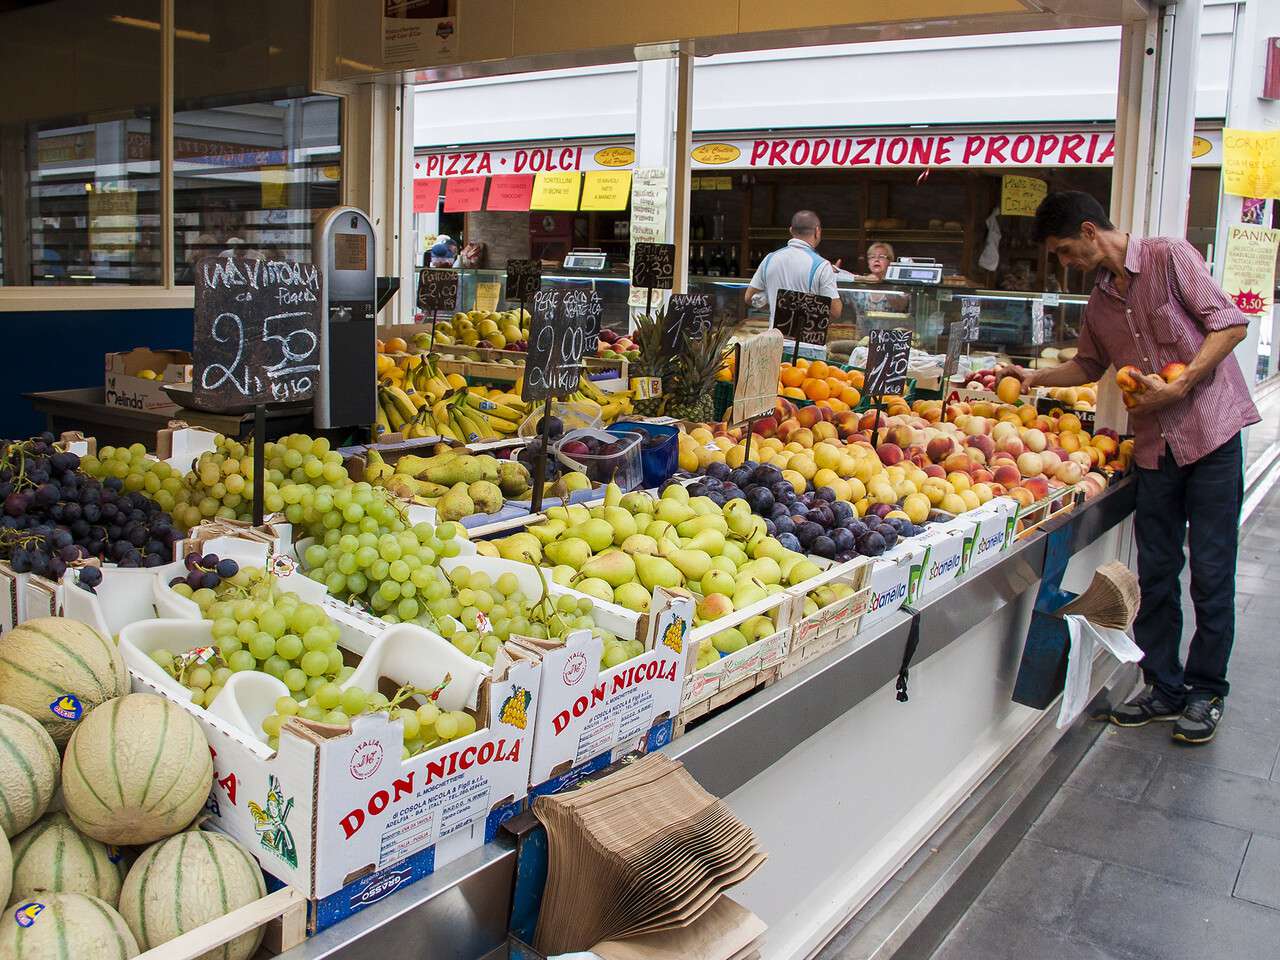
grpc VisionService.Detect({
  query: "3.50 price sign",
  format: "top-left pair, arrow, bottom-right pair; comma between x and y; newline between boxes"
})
193,256 -> 323,410
522,288 -> 604,402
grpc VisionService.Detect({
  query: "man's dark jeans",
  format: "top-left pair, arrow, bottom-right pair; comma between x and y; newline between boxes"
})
1133,434 -> 1243,704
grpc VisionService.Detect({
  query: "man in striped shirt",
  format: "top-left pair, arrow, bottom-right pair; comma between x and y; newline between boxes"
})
1005,191 -> 1258,744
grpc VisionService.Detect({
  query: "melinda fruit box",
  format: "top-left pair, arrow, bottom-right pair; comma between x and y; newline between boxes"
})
104,348 -> 191,415
862,540 -> 929,627
529,588 -> 694,796
120,620 -> 540,933
954,498 -> 1019,571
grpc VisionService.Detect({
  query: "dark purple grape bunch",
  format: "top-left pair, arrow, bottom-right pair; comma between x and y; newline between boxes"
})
76,565 -> 104,594
170,552 -> 239,592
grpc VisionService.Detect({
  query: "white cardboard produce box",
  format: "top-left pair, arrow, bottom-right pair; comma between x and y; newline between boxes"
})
956,497 -> 1019,571
529,588 -> 693,796
862,540 -> 929,627
914,521 -> 968,599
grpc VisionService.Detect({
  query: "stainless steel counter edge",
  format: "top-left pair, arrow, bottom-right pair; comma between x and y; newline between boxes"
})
274,477 -> 1134,959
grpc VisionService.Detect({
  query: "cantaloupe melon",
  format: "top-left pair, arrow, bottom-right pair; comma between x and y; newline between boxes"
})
119,830 -> 267,960
0,829 -> 11,909
0,617 -> 127,746
62,693 -> 213,846
10,811 -> 129,906
0,892 -> 138,959
0,703 -> 60,838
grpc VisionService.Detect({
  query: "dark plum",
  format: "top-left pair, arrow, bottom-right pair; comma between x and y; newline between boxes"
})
878,525 -> 898,548
808,506 -> 834,529
777,532 -> 802,553
857,531 -> 887,556
771,481 -> 797,504
790,501 -> 809,516
814,486 -> 837,503
728,467 -> 755,489
831,528 -> 855,552
773,516 -> 795,536
796,521 -> 824,547
769,503 -> 790,520
705,461 -> 732,481
746,487 -> 774,514
810,535 -> 837,559
845,519 -> 869,539
831,501 -> 854,524
764,519 -> 776,536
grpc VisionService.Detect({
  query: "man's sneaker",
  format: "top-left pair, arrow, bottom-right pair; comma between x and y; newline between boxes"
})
1172,696 -> 1225,744
1109,688 -> 1183,727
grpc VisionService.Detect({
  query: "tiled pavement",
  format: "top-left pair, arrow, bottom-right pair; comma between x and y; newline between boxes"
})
927,481 -> 1280,960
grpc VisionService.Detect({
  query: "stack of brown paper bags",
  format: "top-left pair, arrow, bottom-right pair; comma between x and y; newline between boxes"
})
1056,560 -> 1141,629
532,753 -> 767,957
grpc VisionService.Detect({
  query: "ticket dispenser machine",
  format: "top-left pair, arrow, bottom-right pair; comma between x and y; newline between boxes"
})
313,207 -> 378,429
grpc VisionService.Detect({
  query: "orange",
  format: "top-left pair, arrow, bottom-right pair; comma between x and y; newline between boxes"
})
780,366 -> 807,388
803,380 -> 830,402
846,369 -> 865,389
826,376 -> 845,395
826,366 -> 848,382
782,386 -> 806,400
808,360 -> 830,380
825,397 -> 850,413
795,357 -> 810,369
839,385 -> 861,406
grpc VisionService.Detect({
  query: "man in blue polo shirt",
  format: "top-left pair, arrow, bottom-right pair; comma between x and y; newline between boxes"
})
744,210 -> 843,326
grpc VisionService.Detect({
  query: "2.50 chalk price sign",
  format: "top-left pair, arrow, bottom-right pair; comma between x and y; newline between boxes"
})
193,256 -> 323,410
522,288 -> 604,402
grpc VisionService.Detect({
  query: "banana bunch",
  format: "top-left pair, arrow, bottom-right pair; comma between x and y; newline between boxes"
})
376,353 -> 464,439
562,374 -> 636,424
446,391 -> 528,442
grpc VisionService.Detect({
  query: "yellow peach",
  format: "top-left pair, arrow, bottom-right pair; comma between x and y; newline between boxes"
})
959,489 -> 981,511
946,471 -> 972,493
941,493 -> 968,515
782,469 -> 807,495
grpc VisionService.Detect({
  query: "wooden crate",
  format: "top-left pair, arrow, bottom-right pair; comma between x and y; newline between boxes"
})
137,886 -> 307,959
673,665 -> 781,738
1015,483 -> 1086,540
779,557 -> 874,678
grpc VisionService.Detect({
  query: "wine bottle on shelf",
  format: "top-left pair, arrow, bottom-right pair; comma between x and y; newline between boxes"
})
707,247 -> 724,277
693,215 -> 706,241
726,247 -> 739,277
690,245 -> 705,275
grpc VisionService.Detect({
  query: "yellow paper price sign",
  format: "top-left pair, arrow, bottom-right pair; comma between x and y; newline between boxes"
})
1000,175 -> 1047,216
474,281 -> 501,312
580,171 -> 633,211
631,376 -> 663,400
530,171 -> 582,210
1223,129 -> 1280,199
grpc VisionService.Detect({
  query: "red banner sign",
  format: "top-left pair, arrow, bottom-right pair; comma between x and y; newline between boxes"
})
412,177 -> 442,213
486,174 -> 536,211
443,177 -> 486,212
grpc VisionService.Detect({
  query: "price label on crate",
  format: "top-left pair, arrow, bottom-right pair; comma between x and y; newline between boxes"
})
417,268 -> 459,312
942,321 -> 965,385
506,258 -> 541,300
662,292 -> 713,358
864,327 -> 911,398
1030,299 -> 1048,346
193,256 -> 322,409
522,288 -> 604,402
774,289 -> 831,347
960,297 -> 980,342
632,242 -> 675,290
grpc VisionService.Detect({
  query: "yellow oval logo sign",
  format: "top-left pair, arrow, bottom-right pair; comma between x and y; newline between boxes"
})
1191,135 -> 1212,159
691,143 -> 741,165
322,165 -> 341,181
593,146 -> 635,168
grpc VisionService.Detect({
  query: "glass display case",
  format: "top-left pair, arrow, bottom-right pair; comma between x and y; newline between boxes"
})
410,265 -> 1089,366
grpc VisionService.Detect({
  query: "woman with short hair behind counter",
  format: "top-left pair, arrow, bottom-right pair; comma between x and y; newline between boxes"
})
862,241 -> 894,283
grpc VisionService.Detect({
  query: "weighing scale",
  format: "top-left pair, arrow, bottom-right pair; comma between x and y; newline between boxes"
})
562,248 -> 609,271
885,257 -> 944,286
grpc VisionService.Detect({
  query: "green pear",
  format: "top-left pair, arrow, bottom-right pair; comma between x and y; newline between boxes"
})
778,554 -> 805,579
709,555 -> 737,575
551,564 -> 576,585
676,514 -> 728,538
528,518 -> 567,545
732,577 -> 768,610
661,483 -> 690,503
575,550 -> 636,588
603,506 -> 638,545
742,556 -> 782,585
635,554 -> 683,591
741,615 -> 776,642
580,518 -> 615,552
685,528 -> 726,557
632,514 -> 652,536
645,520 -> 678,543
787,559 -> 823,586
751,536 -> 789,563
723,499 -> 752,521
603,482 -> 623,508
725,508 -> 757,539
566,504 -> 591,525
696,592 -> 734,622
655,500 -> 697,525
803,596 -> 820,616
544,537 -> 592,569
576,577 -> 615,603
588,505 -> 605,520
722,541 -> 748,568
711,627 -> 748,654
660,546 -> 712,582
560,472 -> 592,493
497,532 -> 542,565
688,496 -> 720,517
545,506 -> 570,523
620,534 -> 659,556
613,581 -> 651,613
700,569 -> 736,596
620,491 -> 656,514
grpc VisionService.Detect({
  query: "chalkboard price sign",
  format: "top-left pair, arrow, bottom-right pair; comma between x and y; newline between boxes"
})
521,288 -> 604,402
193,256 -> 323,410
774,289 -> 832,347
864,327 -> 911,398
506,258 -> 541,301
417,268 -> 459,312
942,321 -> 965,385
632,242 -> 675,290
662,293 -> 713,359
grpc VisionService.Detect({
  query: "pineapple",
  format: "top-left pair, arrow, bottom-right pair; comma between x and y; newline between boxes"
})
665,313 -> 734,422
628,310 -> 668,417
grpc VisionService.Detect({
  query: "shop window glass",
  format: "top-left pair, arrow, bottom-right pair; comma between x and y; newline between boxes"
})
0,0 -> 163,285
173,0 -> 340,284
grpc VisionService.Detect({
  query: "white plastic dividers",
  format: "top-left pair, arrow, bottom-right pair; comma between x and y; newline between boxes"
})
61,560 -> 185,637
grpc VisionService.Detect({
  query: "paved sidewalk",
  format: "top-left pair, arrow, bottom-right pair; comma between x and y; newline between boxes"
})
929,483 -> 1280,960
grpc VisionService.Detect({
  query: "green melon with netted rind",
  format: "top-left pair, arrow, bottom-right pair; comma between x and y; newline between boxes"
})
0,891 -> 138,959
0,617 -> 127,746
119,829 -> 267,960
0,703 -> 60,839
61,693 -> 213,846
9,810 -> 130,907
